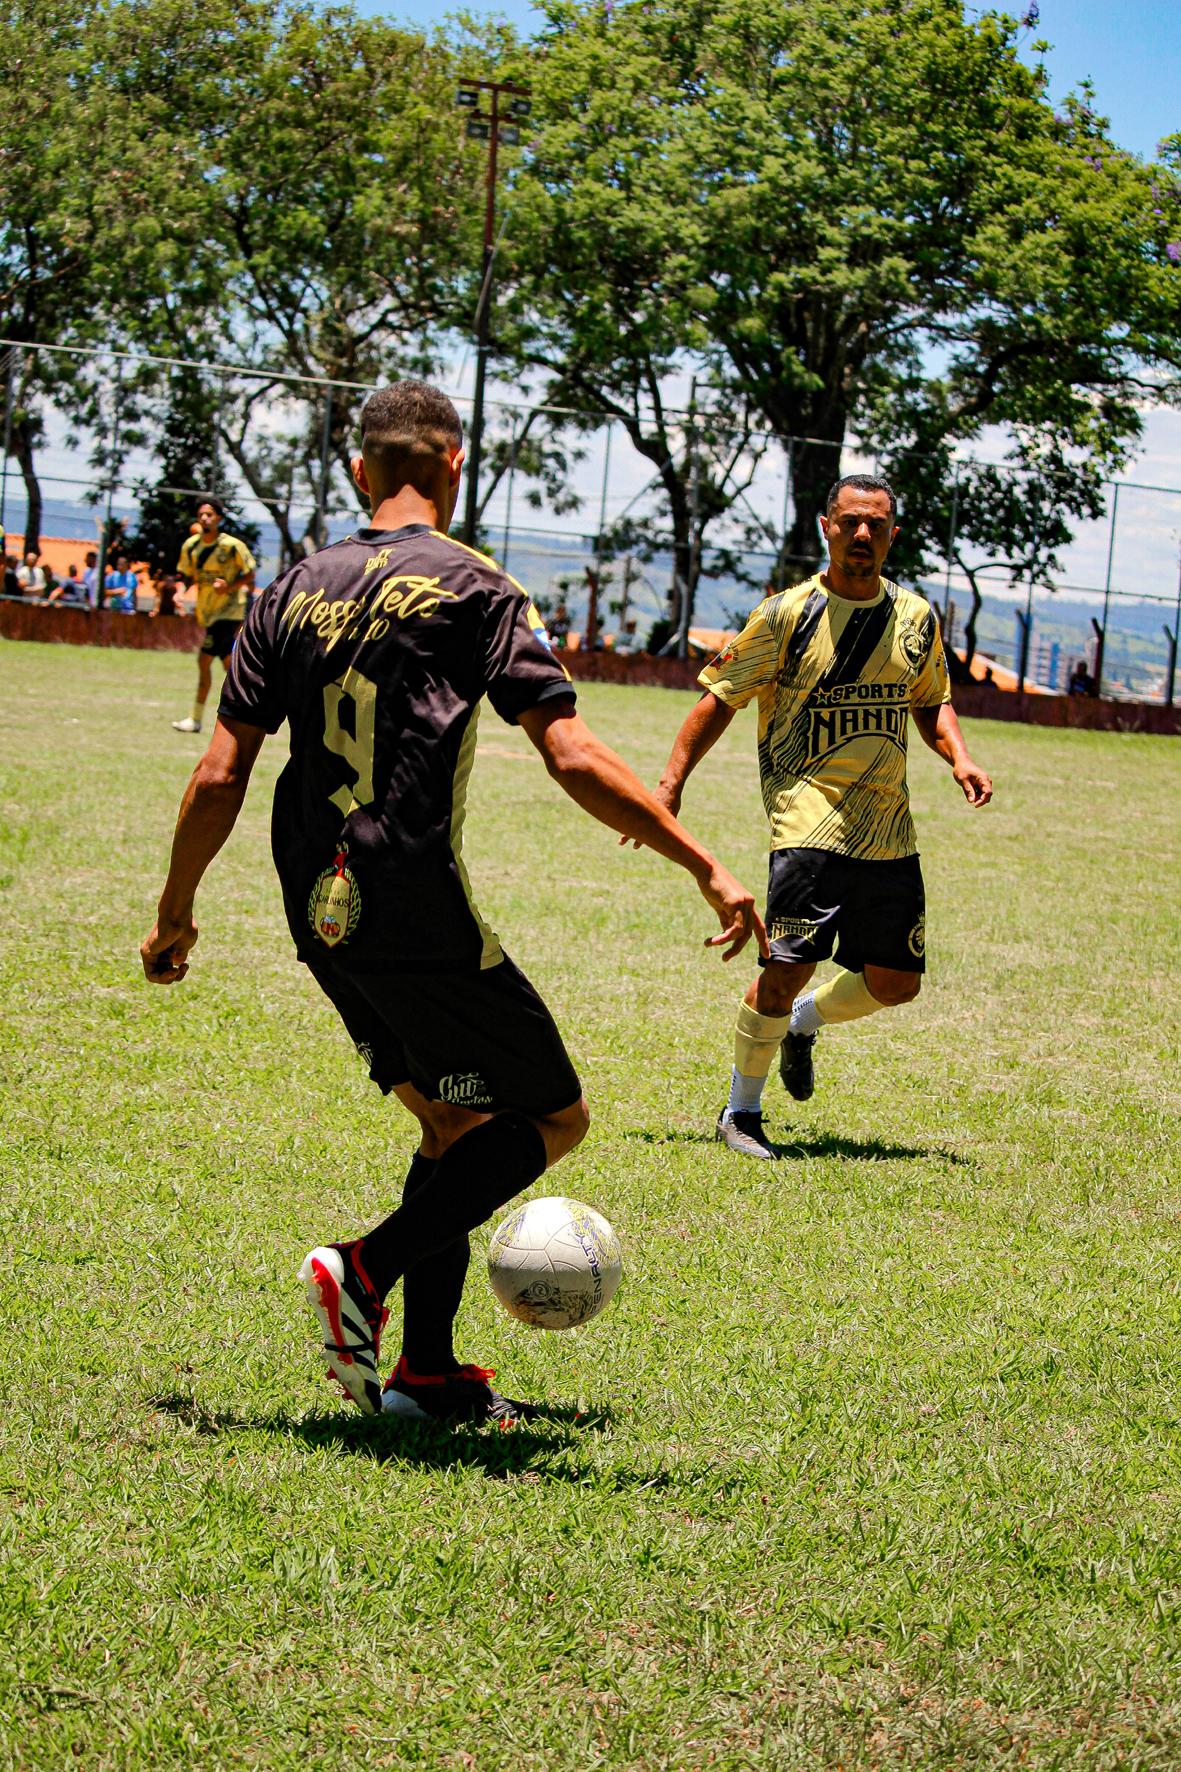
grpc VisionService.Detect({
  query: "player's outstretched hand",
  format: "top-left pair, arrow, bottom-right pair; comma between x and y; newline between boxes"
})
954,759 -> 993,807
699,861 -> 768,963
140,913 -> 198,984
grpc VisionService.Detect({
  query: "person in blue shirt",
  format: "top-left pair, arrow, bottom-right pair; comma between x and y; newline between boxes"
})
106,555 -> 140,613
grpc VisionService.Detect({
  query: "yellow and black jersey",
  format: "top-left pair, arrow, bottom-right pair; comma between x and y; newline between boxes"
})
219,524 -> 574,968
177,531 -> 256,627
699,574 -> 951,861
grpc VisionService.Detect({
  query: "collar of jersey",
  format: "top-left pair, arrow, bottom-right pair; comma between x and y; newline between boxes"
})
355,523 -> 433,541
818,571 -> 888,608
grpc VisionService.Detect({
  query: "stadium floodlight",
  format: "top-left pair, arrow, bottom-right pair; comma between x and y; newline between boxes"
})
456,75 -> 532,547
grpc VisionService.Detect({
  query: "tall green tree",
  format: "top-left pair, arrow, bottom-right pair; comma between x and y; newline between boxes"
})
519,0 -> 1181,598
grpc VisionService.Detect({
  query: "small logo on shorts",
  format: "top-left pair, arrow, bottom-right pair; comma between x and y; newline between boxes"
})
438,1071 -> 494,1108
308,843 -> 361,948
355,1041 -> 374,1068
907,916 -> 926,958
767,916 -> 818,943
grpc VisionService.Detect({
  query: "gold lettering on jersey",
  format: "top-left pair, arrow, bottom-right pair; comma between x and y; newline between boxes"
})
810,701 -> 907,753
371,574 -> 458,620
280,578 -> 458,650
364,547 -> 393,573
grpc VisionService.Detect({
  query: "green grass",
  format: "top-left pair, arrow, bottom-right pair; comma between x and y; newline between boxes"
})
1,637 -> 1180,1769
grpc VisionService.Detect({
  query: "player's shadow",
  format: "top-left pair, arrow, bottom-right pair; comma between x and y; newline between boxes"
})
145,1392 -> 655,1486
625,1127 -> 971,1164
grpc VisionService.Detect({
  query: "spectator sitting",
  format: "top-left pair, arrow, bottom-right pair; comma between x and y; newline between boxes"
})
16,550 -> 46,597
548,601 -> 571,649
3,554 -> 20,598
105,555 -> 139,613
80,550 -> 100,607
1067,659 -> 1092,697
613,618 -> 643,657
47,564 -> 88,605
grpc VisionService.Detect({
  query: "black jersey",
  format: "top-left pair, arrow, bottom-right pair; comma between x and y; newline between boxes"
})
219,524 -> 575,969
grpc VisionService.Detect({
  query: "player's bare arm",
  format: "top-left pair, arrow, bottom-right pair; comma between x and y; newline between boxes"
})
140,715 -> 267,982
620,691 -> 736,847
519,699 -> 766,963
911,702 -> 993,806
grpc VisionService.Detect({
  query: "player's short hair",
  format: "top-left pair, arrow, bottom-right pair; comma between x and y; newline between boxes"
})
359,380 -> 462,494
825,473 -> 897,521
196,494 -> 225,517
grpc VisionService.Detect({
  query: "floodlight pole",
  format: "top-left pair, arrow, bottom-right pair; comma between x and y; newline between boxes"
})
459,78 -> 530,549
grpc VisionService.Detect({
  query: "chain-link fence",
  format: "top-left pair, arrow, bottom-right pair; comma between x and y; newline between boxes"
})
2,339 -> 1179,702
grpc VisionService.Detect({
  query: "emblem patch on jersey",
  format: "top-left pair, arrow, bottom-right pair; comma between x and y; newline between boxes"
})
900,625 -> 927,669
308,843 -> 362,948
438,1071 -> 494,1108
907,915 -> 926,958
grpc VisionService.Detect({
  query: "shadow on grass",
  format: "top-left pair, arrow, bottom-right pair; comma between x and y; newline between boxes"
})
144,1392 -> 668,1487
625,1127 -> 972,1165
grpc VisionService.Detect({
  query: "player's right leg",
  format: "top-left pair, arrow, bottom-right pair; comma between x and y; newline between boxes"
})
173,644 -> 213,732
716,848 -> 837,1157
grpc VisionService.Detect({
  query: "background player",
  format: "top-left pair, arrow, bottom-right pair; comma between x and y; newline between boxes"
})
172,496 -> 256,733
638,474 -> 992,1159
141,380 -> 765,1423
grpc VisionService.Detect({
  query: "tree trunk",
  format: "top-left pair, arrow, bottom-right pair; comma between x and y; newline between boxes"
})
13,412 -> 42,557
783,433 -> 843,584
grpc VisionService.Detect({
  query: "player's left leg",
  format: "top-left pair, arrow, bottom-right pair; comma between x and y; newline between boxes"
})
787,857 -> 926,1061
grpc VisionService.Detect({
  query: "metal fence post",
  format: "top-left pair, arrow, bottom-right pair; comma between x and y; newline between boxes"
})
316,386 -> 333,548
501,412 -> 519,569
94,361 -> 124,611
593,419 -> 613,595
0,349 -> 14,549
776,438 -> 793,593
1097,481 -> 1120,698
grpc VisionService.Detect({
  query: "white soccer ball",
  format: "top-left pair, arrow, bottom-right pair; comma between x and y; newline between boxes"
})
487,1196 -> 623,1331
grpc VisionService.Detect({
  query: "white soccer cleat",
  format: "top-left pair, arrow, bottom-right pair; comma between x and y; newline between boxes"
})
715,1108 -> 777,1160
171,716 -> 201,733
298,1242 -> 388,1415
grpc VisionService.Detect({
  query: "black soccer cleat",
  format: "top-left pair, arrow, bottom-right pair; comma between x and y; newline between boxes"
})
381,1357 -> 538,1427
779,1031 -> 816,1101
714,1108 -> 777,1161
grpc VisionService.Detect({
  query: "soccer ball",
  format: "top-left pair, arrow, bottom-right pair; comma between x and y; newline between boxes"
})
487,1196 -> 623,1330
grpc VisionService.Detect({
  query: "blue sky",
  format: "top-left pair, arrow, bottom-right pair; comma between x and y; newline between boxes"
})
354,0 -> 1179,162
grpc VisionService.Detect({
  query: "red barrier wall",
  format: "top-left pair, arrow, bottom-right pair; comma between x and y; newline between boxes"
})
3,599 -> 1177,734
0,600 -> 199,652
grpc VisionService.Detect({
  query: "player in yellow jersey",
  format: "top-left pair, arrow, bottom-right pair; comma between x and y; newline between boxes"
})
172,497 -> 256,734
644,475 -> 993,1158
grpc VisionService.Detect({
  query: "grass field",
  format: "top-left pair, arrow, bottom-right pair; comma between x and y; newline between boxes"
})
1,638 -> 1180,1769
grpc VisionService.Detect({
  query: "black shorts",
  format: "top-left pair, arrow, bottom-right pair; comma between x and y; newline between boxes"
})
300,947 -> 582,1118
763,848 -> 927,974
200,619 -> 241,660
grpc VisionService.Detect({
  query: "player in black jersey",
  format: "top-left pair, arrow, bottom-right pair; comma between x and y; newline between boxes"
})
141,380 -> 765,1424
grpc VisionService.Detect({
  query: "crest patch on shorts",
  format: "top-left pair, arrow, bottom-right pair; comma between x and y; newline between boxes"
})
907,915 -> 926,958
